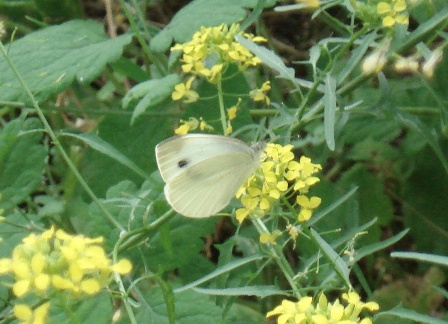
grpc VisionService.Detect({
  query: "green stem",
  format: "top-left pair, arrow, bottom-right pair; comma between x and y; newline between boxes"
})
118,0 -> 167,76
113,235 -> 137,324
216,79 -> 228,134
251,217 -> 302,298
0,41 -> 124,231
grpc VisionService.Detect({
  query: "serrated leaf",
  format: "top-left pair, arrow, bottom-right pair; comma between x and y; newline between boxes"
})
0,20 -> 132,103
235,35 -> 295,82
121,74 -> 181,124
310,228 -> 351,287
0,118 -> 46,210
150,0 -> 275,52
323,74 -> 336,150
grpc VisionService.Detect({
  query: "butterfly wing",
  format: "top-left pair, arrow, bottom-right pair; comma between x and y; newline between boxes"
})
155,134 -> 263,218
164,151 -> 259,218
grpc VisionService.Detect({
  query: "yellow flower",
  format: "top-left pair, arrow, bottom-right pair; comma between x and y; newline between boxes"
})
249,81 -> 271,106
227,99 -> 241,120
267,292 -> 379,323
0,227 -> 132,299
171,23 -> 266,83
174,117 -> 214,135
259,230 -> 282,245
171,77 -> 199,103
14,302 -> 50,324
377,0 -> 409,27
225,122 -> 233,136
297,196 -> 321,221
236,143 -> 321,223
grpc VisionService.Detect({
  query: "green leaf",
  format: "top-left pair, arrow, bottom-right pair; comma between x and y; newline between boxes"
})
84,178 -> 218,272
80,113 -> 171,196
135,287 -> 223,324
235,35 -> 295,83
150,0 -> 275,52
175,254 -> 264,293
337,164 -> 394,242
121,74 -> 181,124
0,118 -> 46,210
110,57 -> 149,83
192,285 -> 283,298
323,74 -> 336,150
355,229 -> 409,261
375,306 -> 448,324
61,132 -> 149,179
0,20 -> 132,103
393,110 -> 448,174
402,145 -> 448,254
310,228 -> 351,287
74,292 -> 113,324
391,252 -> 448,267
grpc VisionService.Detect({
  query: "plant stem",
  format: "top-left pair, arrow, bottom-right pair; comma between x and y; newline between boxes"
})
252,217 -> 302,298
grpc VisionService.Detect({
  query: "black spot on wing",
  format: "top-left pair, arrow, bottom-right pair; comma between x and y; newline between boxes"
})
178,159 -> 189,168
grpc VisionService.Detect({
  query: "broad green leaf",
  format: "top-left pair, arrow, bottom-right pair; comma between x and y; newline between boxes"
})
121,74 -> 181,124
51,292 -> 113,323
0,118 -> 46,210
135,287 -> 223,324
61,132 -> 149,178
338,164 -> 394,241
74,292 -> 113,324
84,178 -> 217,272
80,112 -> 171,196
394,110 -> 448,174
150,0 -> 275,52
0,20 -> 132,103
310,228 -> 351,287
307,186 -> 358,226
235,35 -> 295,83
323,74 -> 336,150
402,145 -> 448,254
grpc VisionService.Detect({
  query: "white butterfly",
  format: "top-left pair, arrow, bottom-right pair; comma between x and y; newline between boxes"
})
155,134 -> 265,218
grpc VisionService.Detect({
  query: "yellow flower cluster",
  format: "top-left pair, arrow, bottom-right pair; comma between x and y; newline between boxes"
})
170,23 -> 266,102
267,292 -> 379,324
235,143 -> 322,223
377,0 -> 408,27
172,23 -> 266,81
0,227 -> 132,322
